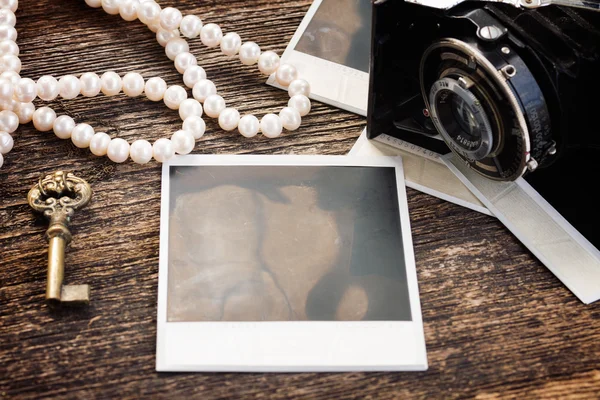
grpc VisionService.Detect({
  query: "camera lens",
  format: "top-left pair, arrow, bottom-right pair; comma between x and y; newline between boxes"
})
420,38 -> 554,181
429,77 -> 494,160
450,95 -> 479,138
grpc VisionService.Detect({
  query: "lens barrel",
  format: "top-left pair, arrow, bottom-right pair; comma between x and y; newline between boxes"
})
420,38 -> 552,181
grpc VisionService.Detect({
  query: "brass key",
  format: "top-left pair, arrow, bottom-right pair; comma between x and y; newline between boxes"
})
27,171 -> 92,305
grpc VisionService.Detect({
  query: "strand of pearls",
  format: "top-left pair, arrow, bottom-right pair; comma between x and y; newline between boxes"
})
0,0 -> 312,169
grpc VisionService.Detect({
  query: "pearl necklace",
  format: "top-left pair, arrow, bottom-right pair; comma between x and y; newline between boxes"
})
0,0 -> 312,168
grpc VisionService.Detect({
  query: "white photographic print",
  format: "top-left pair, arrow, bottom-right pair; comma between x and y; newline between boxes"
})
267,0 -> 371,116
156,155 -> 427,372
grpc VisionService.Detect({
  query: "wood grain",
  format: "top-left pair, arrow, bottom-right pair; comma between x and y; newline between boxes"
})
1,1 -> 599,398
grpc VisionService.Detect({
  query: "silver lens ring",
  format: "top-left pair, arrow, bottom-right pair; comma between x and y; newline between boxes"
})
429,77 -> 494,160
420,38 -> 532,180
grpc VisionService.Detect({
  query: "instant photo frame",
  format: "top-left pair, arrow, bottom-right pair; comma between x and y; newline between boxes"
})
156,155 -> 427,372
266,0 -> 371,116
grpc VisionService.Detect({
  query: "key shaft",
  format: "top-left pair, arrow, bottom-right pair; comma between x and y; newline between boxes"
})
47,235 -> 66,301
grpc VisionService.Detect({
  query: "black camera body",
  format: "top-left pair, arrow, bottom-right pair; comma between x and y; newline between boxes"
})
367,0 -> 600,247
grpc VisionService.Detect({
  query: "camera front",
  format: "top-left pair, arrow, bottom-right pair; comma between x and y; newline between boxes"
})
367,0 -> 600,246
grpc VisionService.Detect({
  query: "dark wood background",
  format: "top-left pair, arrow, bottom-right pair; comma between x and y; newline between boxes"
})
1,1 -> 599,398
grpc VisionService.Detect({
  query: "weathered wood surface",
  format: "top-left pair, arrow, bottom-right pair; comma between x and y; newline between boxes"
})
1,1 -> 599,398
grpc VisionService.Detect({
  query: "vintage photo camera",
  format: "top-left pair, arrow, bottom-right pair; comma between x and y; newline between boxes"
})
367,0 -> 600,248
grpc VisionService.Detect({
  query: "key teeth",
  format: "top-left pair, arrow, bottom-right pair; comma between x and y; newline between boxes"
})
60,284 -> 90,305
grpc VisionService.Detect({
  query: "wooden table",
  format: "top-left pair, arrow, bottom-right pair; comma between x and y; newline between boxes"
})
1,1 -> 599,398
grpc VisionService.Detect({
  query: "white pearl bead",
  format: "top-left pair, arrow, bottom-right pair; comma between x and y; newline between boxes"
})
89,132 -> 111,156
85,0 -> 103,7
122,72 -> 145,96
0,98 -> 13,111
15,78 -> 36,102
220,32 -> 241,56
144,77 -> 167,101
130,139 -> 153,164
0,70 -> 18,85
58,75 -> 81,100
0,77 -> 12,101
258,51 -> 280,75
100,71 -> 122,96
178,98 -> 202,120
32,107 -> 56,132
159,7 -> 182,30
101,0 -> 121,15
80,72 -> 101,97
239,42 -> 261,65
138,0 -> 160,25
14,102 -> 34,124
0,40 -> 17,56
119,0 -> 138,21
182,116 -> 206,139
200,23 -> 222,48
179,14 -> 202,38
0,54 -> 20,73
279,107 -> 301,131
0,96 -> 15,111
165,37 -> 189,61
0,25 -> 16,42
171,130 -> 195,155
163,85 -> 187,110
0,131 -> 12,154
275,64 -> 298,87
183,65 -> 206,88
288,94 -> 311,116
238,114 -> 259,138
288,79 -> 310,97
192,79 -> 216,103
107,138 -> 130,163
1,97 -> 15,111
71,123 -> 95,148
218,108 -> 240,131
203,94 -> 226,118
0,99 -> 14,113
36,75 -> 59,101
0,9 -> 15,27
147,20 -> 160,33
0,0 -> 17,12
174,52 -> 197,74
153,138 -> 174,162
0,110 -> 16,134
260,114 -> 283,138
0,152 -> 3,168
53,115 -> 76,139
156,28 -> 179,47
0,110 -> 17,133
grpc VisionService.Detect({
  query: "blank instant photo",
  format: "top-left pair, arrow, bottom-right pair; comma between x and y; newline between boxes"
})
267,0 -> 371,116
156,155 -> 427,372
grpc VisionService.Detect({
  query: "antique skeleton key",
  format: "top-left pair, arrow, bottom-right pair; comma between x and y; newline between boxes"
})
27,171 -> 92,305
